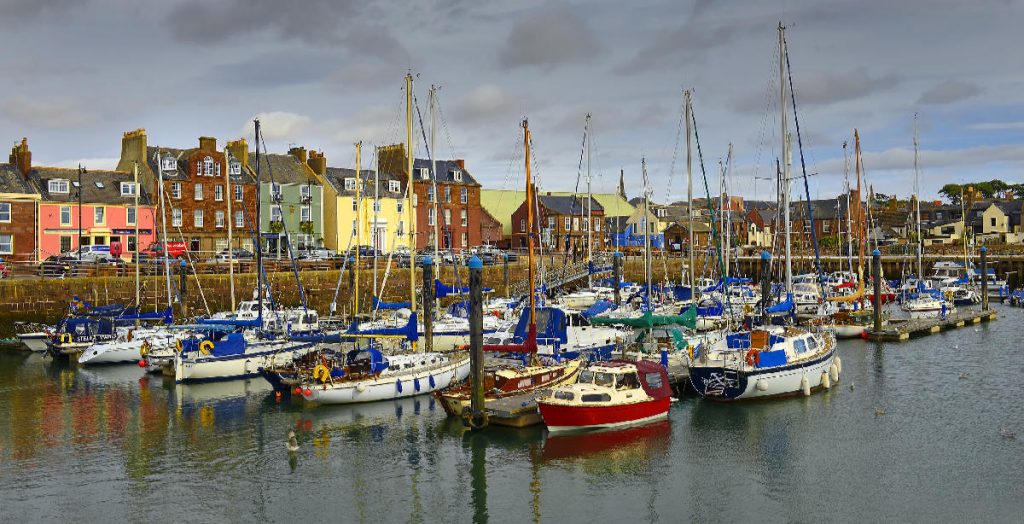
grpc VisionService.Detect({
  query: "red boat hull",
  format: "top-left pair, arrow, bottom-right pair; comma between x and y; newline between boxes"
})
538,397 -> 671,432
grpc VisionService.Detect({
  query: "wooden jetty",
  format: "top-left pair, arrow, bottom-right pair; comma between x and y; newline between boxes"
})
865,309 -> 997,342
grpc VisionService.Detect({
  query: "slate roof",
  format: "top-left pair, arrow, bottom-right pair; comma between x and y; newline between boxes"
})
790,198 -> 847,220
145,146 -> 256,185
412,159 -> 480,186
322,167 -> 405,197
28,166 -> 152,205
0,163 -> 40,195
537,194 -> 604,215
250,153 -> 316,186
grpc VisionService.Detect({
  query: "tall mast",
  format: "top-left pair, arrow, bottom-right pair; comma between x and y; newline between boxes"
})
254,120 -> 263,323
779,23 -> 793,294
224,146 -> 235,313
133,161 -> 140,318
430,85 -> 440,265
586,113 -> 593,288
405,73 -> 417,351
156,150 -> 173,310
913,113 -> 923,280
642,158 -> 651,309
523,119 -> 537,332
854,131 -> 865,283
373,148 -> 380,301
843,141 -> 853,276
354,141 -> 362,317
684,89 -> 695,296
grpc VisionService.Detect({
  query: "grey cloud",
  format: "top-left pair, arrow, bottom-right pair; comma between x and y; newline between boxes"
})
212,52 -> 333,89
497,2 -> 603,69
0,96 -> 96,130
450,85 -> 532,125
967,121 -> 1024,131
0,0 -> 88,25
918,80 -> 981,105
327,63 -> 400,92
616,19 -> 753,75
733,67 -> 900,112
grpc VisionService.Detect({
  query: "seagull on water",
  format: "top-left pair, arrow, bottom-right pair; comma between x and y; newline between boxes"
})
287,429 -> 299,453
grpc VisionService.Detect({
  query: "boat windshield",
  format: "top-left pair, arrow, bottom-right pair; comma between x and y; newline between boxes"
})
578,370 -> 594,384
617,372 -> 640,390
594,372 -> 615,388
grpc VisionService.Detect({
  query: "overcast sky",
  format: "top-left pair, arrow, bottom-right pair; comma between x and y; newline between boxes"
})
2,0 -> 1022,203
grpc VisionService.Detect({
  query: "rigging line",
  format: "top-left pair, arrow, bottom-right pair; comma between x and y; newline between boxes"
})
257,128 -> 308,312
665,88 -> 686,204
690,105 -> 732,318
782,32 -> 825,291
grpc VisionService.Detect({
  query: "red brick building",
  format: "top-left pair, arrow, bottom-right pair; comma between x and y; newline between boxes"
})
0,139 -> 41,263
378,145 -> 482,251
118,130 -> 260,254
510,193 -> 606,253
480,207 -> 504,247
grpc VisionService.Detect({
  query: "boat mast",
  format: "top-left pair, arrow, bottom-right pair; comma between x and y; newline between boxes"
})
779,23 -> 793,294
843,141 -> 853,276
430,85 -> 440,267
254,119 -> 263,325
642,158 -> 652,309
405,73 -> 417,351
354,141 -> 362,317
156,150 -> 173,311
586,113 -> 593,288
913,113 -> 923,281
855,131 -> 865,293
133,161 -> 140,319
225,146 -> 235,313
523,119 -> 537,335
373,148 -> 380,301
685,89 -> 695,296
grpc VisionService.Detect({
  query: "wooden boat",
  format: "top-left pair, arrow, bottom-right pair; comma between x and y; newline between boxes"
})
436,358 -> 583,418
537,360 -> 672,432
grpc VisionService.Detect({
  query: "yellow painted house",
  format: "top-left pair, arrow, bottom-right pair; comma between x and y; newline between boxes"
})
318,160 -> 409,253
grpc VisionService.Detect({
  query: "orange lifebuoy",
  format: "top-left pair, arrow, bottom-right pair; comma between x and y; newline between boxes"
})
745,349 -> 760,367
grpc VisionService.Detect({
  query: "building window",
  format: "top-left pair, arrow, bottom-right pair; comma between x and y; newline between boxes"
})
301,206 -> 311,222
352,199 -> 358,211
270,183 -> 281,201
215,185 -> 224,201
194,209 -> 204,227
991,217 -> 997,227
60,206 -> 71,225
389,180 -> 400,193
172,182 -> 181,199
427,186 -> 435,203
215,211 -> 225,228
235,185 -> 243,202
229,161 -> 241,175
582,218 -> 589,231
444,209 -> 451,225
161,157 -> 176,171
461,209 -> 468,226
428,208 -> 436,226
190,238 -> 200,252
594,218 -> 601,232
0,203 -> 9,222
564,217 -> 571,230
48,179 -> 69,194
94,206 -> 105,225
521,218 -> 527,232
452,170 -> 463,182
397,200 -> 404,213
120,182 -> 137,196
352,220 -> 357,235
372,201 -> 381,213
412,194 -> 417,208
443,187 -> 451,203
300,185 -> 311,201
194,183 -> 203,200
547,217 -> 555,229
172,208 -> 182,227
397,221 -> 404,236
823,221 -> 830,233
460,187 -> 468,204
60,236 -> 71,253
419,167 -> 430,180
269,205 -> 282,223
203,156 -> 214,176
235,211 -> 244,228
0,234 -> 11,254
344,178 -> 356,191
461,232 -> 468,247
127,207 -> 136,225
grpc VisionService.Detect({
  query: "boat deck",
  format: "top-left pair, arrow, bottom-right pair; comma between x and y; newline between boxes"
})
865,308 -> 997,342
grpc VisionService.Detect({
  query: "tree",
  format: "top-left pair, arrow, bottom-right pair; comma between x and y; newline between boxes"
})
939,183 -> 963,204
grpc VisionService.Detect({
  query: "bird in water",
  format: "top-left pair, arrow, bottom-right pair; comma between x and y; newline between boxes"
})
874,407 -> 887,416
1000,428 -> 1016,440
287,429 -> 299,453
849,382 -> 855,391
958,372 -> 969,380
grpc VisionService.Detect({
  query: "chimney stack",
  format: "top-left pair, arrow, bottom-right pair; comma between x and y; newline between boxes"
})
227,139 -> 249,167
9,137 -> 31,175
288,146 -> 308,164
455,158 -> 465,169
199,136 -> 217,151
307,150 -> 327,176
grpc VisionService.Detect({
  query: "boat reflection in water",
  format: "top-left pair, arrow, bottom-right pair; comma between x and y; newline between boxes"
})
541,419 -> 672,465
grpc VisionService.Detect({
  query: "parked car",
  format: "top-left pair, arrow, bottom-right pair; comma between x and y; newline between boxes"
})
139,241 -> 187,261
39,256 -> 72,277
296,248 -> 336,261
212,248 -> 254,262
0,258 -> 9,279
62,246 -> 117,264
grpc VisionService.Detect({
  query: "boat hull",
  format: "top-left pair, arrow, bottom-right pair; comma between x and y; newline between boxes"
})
17,333 -> 48,352
174,341 -> 314,383
301,356 -> 471,404
538,397 -> 670,432
689,345 -> 837,401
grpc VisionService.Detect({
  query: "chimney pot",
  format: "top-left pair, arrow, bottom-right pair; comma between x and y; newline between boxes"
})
455,158 -> 465,169
199,136 -> 217,151
9,137 -> 31,175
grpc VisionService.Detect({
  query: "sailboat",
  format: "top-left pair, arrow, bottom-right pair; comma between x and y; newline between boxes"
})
688,24 -> 839,401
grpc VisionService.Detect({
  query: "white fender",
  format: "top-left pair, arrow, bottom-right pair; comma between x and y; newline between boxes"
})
835,356 -> 842,374
756,378 -> 768,391
356,383 -> 367,393
801,375 -> 811,396
821,371 -> 831,390
829,364 -> 839,382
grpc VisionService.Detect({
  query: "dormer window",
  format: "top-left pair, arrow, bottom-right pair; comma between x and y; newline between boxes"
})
203,156 -> 214,176
48,179 -> 69,194
452,169 -> 462,182
95,181 -> 104,189
419,167 -> 430,180
389,180 -> 400,193
120,182 -> 137,196
161,157 -> 176,171
229,161 -> 241,175
344,178 -> 356,191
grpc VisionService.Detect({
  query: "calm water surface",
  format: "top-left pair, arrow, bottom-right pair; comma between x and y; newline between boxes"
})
1,306 -> 1022,523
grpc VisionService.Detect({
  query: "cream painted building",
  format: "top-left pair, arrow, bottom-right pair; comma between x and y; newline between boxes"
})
320,166 -> 409,253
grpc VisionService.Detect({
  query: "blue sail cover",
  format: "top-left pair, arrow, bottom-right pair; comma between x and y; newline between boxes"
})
372,296 -> 412,310
435,280 -> 492,299
346,312 -> 419,341
447,300 -> 470,318
512,307 -> 568,345
766,293 -> 794,314
197,317 -> 262,328
697,298 -> 725,317
581,299 -> 616,319
672,285 -> 693,301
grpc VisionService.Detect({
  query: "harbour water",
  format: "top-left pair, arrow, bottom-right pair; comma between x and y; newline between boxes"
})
1,306 -> 1021,522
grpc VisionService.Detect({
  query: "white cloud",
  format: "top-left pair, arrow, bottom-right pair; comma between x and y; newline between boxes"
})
245,112 -> 312,141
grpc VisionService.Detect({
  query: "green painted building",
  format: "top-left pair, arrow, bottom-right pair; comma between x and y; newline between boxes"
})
254,148 -> 324,255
